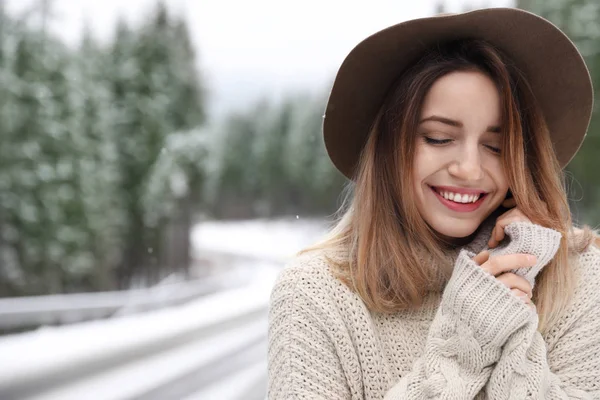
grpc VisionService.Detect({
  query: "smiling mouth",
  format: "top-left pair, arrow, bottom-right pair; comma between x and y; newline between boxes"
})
430,186 -> 488,203
429,186 -> 488,212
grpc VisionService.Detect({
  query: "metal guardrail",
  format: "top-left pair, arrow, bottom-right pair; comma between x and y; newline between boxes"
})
0,276 -> 273,400
0,271 -> 247,330
0,244 -> 283,331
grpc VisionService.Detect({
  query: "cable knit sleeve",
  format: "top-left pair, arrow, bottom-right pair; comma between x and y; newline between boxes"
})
486,222 -> 563,288
269,250 -> 536,399
268,222 -> 583,399
484,246 -> 600,399
384,249 -> 534,399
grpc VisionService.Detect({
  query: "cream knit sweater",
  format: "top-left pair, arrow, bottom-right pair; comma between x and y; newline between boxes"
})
267,221 -> 600,399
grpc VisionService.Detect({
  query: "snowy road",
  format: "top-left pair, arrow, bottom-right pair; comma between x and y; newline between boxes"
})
0,217 -> 328,400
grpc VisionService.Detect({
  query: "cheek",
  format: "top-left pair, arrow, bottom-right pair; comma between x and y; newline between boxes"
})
413,145 -> 436,179
484,157 -> 508,189
412,154 -> 428,192
413,144 -> 452,184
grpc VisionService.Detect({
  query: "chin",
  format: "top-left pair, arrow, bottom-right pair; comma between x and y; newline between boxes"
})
431,219 -> 482,239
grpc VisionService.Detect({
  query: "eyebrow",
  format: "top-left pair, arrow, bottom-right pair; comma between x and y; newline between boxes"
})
420,115 -> 501,133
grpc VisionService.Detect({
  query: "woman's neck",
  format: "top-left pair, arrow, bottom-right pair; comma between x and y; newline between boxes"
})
436,231 -> 478,248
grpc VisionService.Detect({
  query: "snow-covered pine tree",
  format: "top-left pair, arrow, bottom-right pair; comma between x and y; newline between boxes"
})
109,3 -> 207,287
517,0 -> 600,224
71,27 -> 125,291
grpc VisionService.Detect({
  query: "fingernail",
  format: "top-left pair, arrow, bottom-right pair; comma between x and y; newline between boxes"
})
518,295 -> 530,304
528,255 -> 537,263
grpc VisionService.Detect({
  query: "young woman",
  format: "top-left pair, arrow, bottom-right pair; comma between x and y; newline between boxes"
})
268,8 -> 600,399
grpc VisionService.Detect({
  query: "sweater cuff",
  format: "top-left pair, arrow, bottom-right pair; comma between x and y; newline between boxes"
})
441,249 -> 534,347
489,222 -> 562,286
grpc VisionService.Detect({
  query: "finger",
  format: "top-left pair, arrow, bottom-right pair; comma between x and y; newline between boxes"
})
502,197 -> 517,208
495,207 -> 518,221
488,215 -> 532,248
501,210 -> 531,224
481,253 -> 537,276
488,211 -> 516,247
510,288 -> 532,299
488,226 -> 500,248
494,222 -> 505,241
510,288 -> 531,298
488,223 -> 506,248
510,288 -> 532,304
497,273 -> 533,296
495,207 -> 531,226
473,250 -> 490,266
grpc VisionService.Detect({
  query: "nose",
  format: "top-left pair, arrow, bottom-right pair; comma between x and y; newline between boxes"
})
448,145 -> 484,182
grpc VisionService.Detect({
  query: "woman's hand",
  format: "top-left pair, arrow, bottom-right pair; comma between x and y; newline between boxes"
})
473,250 -> 536,310
487,197 -> 532,248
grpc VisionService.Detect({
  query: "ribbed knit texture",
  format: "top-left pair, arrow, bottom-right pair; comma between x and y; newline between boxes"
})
267,221 -> 600,399
490,222 -> 563,288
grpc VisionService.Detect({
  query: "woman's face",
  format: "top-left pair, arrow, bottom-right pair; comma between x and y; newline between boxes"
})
412,70 -> 509,241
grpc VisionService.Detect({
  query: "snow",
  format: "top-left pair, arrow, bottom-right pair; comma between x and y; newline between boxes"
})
191,217 -> 329,262
27,318 -> 268,400
0,264 -> 278,393
186,361 -> 267,400
0,217 -> 328,399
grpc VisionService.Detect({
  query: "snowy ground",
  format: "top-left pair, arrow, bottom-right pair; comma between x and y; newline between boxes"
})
0,217 -> 330,400
191,216 -> 330,262
188,216 -> 331,399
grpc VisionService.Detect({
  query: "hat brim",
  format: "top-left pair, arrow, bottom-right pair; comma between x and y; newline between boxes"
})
323,8 -> 593,180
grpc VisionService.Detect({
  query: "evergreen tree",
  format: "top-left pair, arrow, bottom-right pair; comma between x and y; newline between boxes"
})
210,93 -> 346,220
72,28 -> 125,291
252,99 -> 295,216
208,104 -> 264,218
0,1 -> 207,296
0,26 -> 99,295
108,3 -> 206,287
518,0 -> 600,224
283,93 -> 346,214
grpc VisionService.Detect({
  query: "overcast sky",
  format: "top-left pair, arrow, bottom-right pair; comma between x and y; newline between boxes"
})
5,0 -> 514,117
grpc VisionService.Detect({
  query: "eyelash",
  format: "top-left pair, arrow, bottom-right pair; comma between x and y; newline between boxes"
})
423,137 -> 501,154
424,137 -> 452,145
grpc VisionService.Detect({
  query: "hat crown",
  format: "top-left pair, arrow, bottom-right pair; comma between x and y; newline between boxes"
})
323,7 -> 593,180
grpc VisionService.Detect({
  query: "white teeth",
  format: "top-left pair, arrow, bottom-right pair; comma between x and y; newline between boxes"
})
436,188 -> 482,204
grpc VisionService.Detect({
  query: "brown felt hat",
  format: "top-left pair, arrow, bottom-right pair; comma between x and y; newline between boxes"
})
323,8 -> 593,180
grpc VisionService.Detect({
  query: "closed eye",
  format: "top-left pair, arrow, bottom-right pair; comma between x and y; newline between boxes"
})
485,145 -> 501,154
424,137 -> 501,154
424,137 -> 452,145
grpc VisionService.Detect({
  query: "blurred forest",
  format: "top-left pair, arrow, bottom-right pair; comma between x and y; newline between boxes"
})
1,0 -> 599,297
517,0 -> 600,224
0,2 -> 344,297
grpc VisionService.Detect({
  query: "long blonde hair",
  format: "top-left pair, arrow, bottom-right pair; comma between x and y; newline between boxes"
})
304,39 -> 595,335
